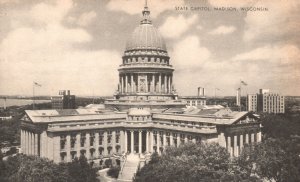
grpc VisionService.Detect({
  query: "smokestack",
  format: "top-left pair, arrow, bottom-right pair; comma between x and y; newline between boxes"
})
236,88 -> 241,106
67,90 -> 70,95
198,87 -> 201,96
4,97 -> 6,110
202,88 -> 205,96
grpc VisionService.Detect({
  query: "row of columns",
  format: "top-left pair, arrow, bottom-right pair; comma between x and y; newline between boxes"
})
60,131 -> 122,162
119,73 -> 172,94
124,130 -> 199,154
226,131 -> 261,157
20,129 -> 39,156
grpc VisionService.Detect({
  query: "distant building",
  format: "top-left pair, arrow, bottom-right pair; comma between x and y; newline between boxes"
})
248,89 -> 285,113
247,94 -> 257,112
51,90 -> 76,109
181,87 -> 206,107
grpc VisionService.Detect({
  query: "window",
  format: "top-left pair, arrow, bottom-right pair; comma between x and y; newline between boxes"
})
71,134 -> 76,149
90,133 -> 95,146
60,152 -> 66,162
60,135 -> 66,150
80,133 -> 86,147
71,151 -> 76,160
99,147 -> 104,155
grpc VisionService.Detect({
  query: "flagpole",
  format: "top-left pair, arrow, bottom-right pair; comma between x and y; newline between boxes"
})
33,82 -> 35,110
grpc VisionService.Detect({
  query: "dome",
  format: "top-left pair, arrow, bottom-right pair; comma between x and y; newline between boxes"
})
125,24 -> 167,52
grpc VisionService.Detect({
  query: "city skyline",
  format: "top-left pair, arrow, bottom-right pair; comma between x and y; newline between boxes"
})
0,0 -> 299,96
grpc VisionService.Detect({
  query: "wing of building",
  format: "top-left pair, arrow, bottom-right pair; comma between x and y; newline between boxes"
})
20,3 -> 261,166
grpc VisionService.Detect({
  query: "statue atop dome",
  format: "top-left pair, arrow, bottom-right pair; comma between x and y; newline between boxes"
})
141,0 -> 151,24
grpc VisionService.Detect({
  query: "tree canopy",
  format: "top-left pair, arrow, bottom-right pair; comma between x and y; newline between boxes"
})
0,155 -> 98,182
135,142 -> 261,182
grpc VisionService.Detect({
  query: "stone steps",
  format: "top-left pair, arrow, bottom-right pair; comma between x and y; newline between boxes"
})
118,154 -> 140,182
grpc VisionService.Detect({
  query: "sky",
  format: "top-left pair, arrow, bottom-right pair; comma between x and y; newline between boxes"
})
0,0 -> 299,97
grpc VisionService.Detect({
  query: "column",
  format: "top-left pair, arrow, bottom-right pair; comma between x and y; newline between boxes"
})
192,137 -> 196,144
227,136 -> 232,157
184,135 -> 188,143
239,134 -> 243,155
251,133 -> 255,143
119,130 -> 124,153
28,132 -> 32,155
53,136 -> 60,163
20,130 -> 23,153
218,132 -> 226,148
124,130 -> 128,153
164,75 -> 167,93
34,133 -> 38,156
234,135 -> 238,157
104,131 -> 108,155
146,131 -> 149,153
170,76 -> 173,93
95,132 -> 99,158
76,133 -> 80,158
158,73 -> 161,93
177,134 -> 180,147
138,131 -> 142,154
168,75 -> 171,93
131,74 -> 134,93
170,133 -> 174,146
157,132 -> 160,154
130,130 -> 134,153
257,131 -> 262,142
121,75 -> 124,93
163,132 -> 166,147
112,131 -> 116,154
66,135 -> 71,162
137,75 -> 140,92
152,74 -> 155,92
150,131 -> 153,153
245,133 -> 249,144
31,132 -> 34,155
125,74 -> 128,93
145,75 -> 148,92
23,130 -> 26,154
86,133 -> 90,159
26,131 -> 29,155
30,132 -> 33,155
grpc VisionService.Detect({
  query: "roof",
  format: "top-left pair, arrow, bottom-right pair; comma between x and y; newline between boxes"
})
24,109 -> 126,123
153,111 -> 249,125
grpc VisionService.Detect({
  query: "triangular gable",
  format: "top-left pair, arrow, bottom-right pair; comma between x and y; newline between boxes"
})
21,113 -> 32,122
233,112 -> 259,125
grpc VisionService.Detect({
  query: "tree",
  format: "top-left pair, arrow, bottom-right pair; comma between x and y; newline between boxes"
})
135,142 -> 260,182
67,156 -> 98,182
107,166 -> 120,178
2,155 -> 71,182
0,155 -> 99,182
238,138 -> 300,182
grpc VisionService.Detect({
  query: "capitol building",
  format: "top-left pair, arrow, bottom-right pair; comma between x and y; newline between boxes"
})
20,3 -> 261,178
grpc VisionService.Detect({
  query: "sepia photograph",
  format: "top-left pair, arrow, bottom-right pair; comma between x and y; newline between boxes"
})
0,0 -> 299,181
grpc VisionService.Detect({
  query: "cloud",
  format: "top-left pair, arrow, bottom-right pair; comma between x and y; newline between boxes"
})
243,0 -> 300,42
106,0 -> 184,17
209,25 -> 236,35
159,15 -> 198,39
77,11 -> 97,27
232,44 -> 300,65
30,0 -> 73,24
0,0 -> 19,4
171,36 -> 211,68
0,0 -> 120,96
